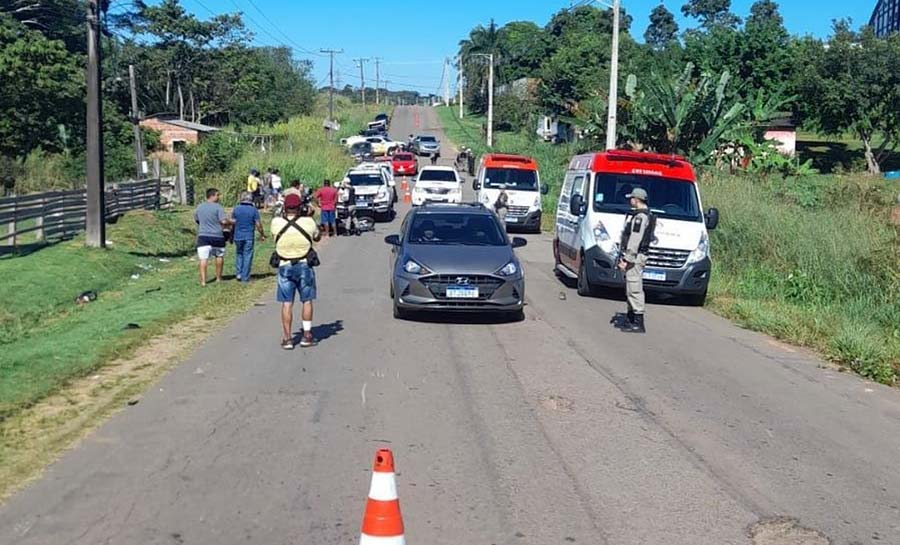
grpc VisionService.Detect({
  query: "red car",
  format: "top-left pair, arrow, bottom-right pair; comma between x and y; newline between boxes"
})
391,152 -> 418,176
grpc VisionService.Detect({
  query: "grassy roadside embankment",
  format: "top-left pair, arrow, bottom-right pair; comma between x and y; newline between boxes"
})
0,103 -> 373,497
436,106 -> 899,383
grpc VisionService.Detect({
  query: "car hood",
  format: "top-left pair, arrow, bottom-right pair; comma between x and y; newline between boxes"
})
353,185 -> 385,196
407,244 -> 514,275
479,188 -> 539,208
596,212 -> 705,251
415,180 -> 461,190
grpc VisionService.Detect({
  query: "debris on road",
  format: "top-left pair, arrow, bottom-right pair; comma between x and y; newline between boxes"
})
74,290 -> 98,305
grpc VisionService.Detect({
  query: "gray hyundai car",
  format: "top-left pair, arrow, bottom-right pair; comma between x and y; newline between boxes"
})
384,203 -> 527,320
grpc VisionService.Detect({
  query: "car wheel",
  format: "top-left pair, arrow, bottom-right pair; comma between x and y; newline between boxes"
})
577,255 -> 594,297
685,290 -> 707,307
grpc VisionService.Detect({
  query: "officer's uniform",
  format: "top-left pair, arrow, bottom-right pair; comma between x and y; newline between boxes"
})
619,188 -> 655,333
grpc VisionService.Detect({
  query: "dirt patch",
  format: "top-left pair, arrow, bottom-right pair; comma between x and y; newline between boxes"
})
749,517 -> 830,545
0,305 -> 258,503
540,394 -> 575,413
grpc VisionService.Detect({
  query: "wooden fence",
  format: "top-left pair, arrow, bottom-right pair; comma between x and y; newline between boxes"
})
1,179 -> 169,252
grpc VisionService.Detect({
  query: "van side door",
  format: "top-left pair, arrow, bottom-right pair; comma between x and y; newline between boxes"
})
556,170 -> 586,266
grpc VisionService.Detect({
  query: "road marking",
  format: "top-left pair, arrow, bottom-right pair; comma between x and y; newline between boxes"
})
361,382 -> 367,406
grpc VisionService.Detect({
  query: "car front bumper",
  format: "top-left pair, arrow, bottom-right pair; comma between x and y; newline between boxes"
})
504,209 -> 541,230
394,272 -> 525,312
411,193 -> 462,206
583,246 -> 711,295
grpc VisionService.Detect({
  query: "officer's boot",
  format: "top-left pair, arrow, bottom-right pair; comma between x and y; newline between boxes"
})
623,313 -> 645,333
626,309 -> 635,325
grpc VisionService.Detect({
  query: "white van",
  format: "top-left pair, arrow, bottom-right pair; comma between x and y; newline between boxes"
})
472,153 -> 549,233
553,150 -> 719,305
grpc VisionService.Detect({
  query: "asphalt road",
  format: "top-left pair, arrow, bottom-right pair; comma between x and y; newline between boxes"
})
1,106 -> 898,545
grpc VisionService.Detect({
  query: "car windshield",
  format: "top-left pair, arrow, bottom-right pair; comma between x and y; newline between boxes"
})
418,136 -> 437,142
483,168 -> 538,191
418,170 -> 458,183
592,173 -> 702,222
394,153 -> 414,161
348,173 -> 383,186
408,213 -> 506,246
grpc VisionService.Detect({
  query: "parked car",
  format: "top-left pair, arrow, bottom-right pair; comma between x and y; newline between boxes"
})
365,136 -> 401,156
472,153 -> 549,233
374,113 -> 390,127
356,161 -> 398,203
349,141 -> 374,161
412,166 -> 462,206
553,150 -> 719,305
411,135 -> 440,156
391,152 -> 418,177
384,203 -> 527,320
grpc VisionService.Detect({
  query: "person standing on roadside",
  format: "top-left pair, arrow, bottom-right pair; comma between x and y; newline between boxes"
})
314,179 -> 339,237
284,179 -> 303,198
247,168 -> 262,207
616,187 -> 655,334
270,169 -> 283,197
194,188 -> 232,286
271,194 -> 320,349
231,191 -> 266,283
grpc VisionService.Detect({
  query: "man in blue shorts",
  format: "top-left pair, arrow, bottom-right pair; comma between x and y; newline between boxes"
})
271,194 -> 321,349
193,188 -> 232,286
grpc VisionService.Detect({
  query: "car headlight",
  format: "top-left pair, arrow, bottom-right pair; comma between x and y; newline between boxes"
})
532,195 -> 541,209
497,261 -> 519,277
403,259 -> 430,275
687,232 -> 709,264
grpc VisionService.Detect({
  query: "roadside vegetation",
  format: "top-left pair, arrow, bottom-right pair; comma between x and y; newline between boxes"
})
437,106 -> 899,384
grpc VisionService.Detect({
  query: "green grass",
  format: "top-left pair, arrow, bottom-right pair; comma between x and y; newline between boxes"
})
0,208 -> 279,419
436,106 -> 899,383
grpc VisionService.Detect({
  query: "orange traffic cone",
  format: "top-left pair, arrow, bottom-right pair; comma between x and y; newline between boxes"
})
403,187 -> 412,204
400,178 -> 409,193
360,449 -> 405,545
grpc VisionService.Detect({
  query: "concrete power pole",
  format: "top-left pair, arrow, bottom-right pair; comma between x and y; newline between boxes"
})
354,58 -> 369,108
606,0 -> 620,150
458,57 -> 464,119
320,48 -> 343,139
444,58 -> 450,106
128,65 -> 144,179
374,57 -> 382,106
487,53 -> 494,148
85,0 -> 105,248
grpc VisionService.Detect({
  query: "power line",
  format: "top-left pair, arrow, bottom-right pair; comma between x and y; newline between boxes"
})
241,0 -> 326,57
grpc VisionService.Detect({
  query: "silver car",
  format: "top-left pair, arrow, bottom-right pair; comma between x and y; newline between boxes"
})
412,135 -> 441,156
384,203 -> 527,320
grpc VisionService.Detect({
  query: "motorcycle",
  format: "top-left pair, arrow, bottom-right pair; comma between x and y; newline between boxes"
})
337,198 -> 376,235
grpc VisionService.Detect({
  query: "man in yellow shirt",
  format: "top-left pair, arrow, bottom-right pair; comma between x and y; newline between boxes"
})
247,168 -> 261,206
271,193 -> 320,349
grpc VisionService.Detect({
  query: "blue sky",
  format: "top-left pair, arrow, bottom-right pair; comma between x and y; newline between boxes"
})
181,0 -> 874,94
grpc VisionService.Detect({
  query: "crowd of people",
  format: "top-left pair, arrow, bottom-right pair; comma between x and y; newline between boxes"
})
193,167 -> 352,350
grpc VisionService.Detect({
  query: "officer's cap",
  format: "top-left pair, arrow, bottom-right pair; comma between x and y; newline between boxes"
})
626,187 -> 648,202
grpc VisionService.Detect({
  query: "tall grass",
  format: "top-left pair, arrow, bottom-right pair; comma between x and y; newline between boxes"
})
436,107 -> 899,383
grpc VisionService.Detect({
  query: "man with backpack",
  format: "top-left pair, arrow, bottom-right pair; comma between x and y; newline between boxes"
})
271,193 -> 321,350
616,187 -> 655,334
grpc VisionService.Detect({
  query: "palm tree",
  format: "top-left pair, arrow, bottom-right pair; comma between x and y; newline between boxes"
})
458,19 -> 505,114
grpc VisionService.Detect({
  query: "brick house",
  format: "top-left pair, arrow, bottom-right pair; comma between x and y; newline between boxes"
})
139,116 -> 221,159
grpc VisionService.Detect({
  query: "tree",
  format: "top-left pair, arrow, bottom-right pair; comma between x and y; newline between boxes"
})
797,24 -> 900,174
496,21 -> 547,82
738,0 -> 791,97
645,4 -> 679,49
681,0 -> 741,29
0,14 -> 82,157
458,19 -> 505,114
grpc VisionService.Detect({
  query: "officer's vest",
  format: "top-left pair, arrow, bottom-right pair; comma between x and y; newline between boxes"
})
621,209 -> 656,254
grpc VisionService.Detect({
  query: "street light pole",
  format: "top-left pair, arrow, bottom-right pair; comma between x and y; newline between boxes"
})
458,56 -> 464,119
605,0 -> 620,150
487,53 -> 494,148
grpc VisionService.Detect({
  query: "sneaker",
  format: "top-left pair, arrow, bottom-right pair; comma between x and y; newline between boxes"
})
299,331 -> 317,347
281,338 -> 294,350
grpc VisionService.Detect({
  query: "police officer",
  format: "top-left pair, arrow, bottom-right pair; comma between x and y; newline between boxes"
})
617,187 -> 655,333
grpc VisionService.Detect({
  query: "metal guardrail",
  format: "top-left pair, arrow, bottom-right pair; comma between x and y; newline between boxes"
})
0,178 -> 170,251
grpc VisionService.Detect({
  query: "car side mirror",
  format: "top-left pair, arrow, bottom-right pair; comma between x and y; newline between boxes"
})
540,184 -> 549,195
705,207 -> 719,230
569,194 -> 586,216
384,234 -> 401,246
472,180 -> 481,191
511,237 -> 528,249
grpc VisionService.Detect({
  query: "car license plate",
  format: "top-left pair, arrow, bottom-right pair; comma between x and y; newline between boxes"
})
643,269 -> 666,281
446,286 -> 479,299
506,216 -> 518,223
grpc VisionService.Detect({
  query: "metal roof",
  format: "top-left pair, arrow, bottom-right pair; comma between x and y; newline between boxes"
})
153,118 -> 221,133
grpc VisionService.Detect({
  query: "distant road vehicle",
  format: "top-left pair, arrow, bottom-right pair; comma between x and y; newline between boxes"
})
410,135 -> 441,156
356,162 -> 398,203
472,153 -> 549,233
349,141 -> 374,161
384,203 -> 527,320
344,167 -> 396,221
391,152 -> 418,177
553,150 -> 719,305
412,166 -> 462,206
365,136 -> 401,156
374,113 -> 390,127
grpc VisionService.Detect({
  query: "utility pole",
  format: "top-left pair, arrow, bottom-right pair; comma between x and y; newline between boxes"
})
487,53 -> 494,147
458,56 -> 464,119
373,57 -> 382,106
606,0 -> 620,150
85,0 -> 105,248
354,58 -> 369,108
128,65 -> 144,179
320,48 -> 343,139
444,57 -> 450,106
